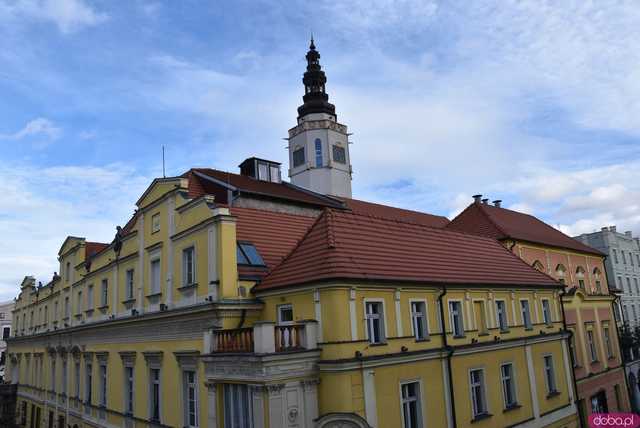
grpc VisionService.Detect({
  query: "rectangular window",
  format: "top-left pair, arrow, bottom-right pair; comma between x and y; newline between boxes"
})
150,368 -> 161,422
365,301 -> 385,344
613,249 -> 619,263
569,330 -> 579,367
184,370 -> 198,427
501,363 -> 517,408
292,147 -> 305,167
401,381 -> 423,428
150,259 -> 161,294
64,297 -> 70,318
449,301 -> 464,337
223,383 -> 252,428
604,326 -> 613,358
520,300 -> 532,329
542,300 -> 552,325
635,278 -> 639,295
470,369 -> 488,418
411,301 -> 428,340
100,279 -> 108,307
474,301 -> 488,334
587,330 -> 598,362
62,360 -> 67,395
544,355 -> 557,394
125,367 -> 134,415
269,165 -> 280,183
182,247 -> 195,286
627,278 -> 632,294
332,145 -> 347,164
496,300 -> 508,331
623,251 -> 627,265
257,162 -> 268,181
51,360 -> 56,392
126,270 -> 135,300
75,362 -> 81,398
85,363 -> 92,403
277,304 -> 293,324
87,285 -> 94,310
2,326 -> 10,339
77,291 -> 83,314
66,262 -> 71,282
315,139 -> 323,167
152,213 -> 160,233
99,364 -> 107,407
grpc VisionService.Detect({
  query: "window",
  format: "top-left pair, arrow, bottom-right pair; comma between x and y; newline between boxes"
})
400,381 -> 423,428
635,278 -> 640,295
637,254 -> 640,266
236,242 -> 264,266
613,249 -> 619,263
62,359 -> 67,395
150,368 -> 161,422
595,280 -> 602,294
474,301 -> 488,334
86,285 -> 93,310
365,301 -> 385,344
152,213 -> 160,233
269,165 -> 280,183
51,360 -> 56,392
496,300 -> 509,331
627,278 -> 632,294
85,363 -> 92,403
542,299 -> 552,325
124,269 -> 134,300
569,330 -> 578,367
150,259 -> 161,294
257,162 -> 268,181
2,326 -> 10,339
277,304 -> 293,324
532,260 -> 544,272
603,326 -> 613,358
66,262 -> 71,282
100,279 -> 108,307
631,253 -> 635,267
587,330 -> 598,362
622,251 -> 627,265
314,138 -> 323,167
184,370 -> 198,427
77,291 -> 83,314
333,145 -> 346,164
64,297 -> 70,318
501,363 -> 517,408
469,369 -> 488,418
223,383 -> 252,428
99,364 -> 107,407
292,147 -> 305,167
182,247 -> 196,286
520,300 -> 532,329
543,355 -> 557,394
410,301 -> 428,340
75,362 -> 81,398
449,301 -> 464,337
125,367 -> 134,415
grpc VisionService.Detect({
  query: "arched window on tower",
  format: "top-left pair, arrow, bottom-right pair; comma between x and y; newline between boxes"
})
315,139 -> 323,167
532,260 -> 545,272
556,264 -> 567,285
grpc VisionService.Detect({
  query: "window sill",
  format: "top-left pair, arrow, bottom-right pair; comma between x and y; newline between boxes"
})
177,283 -> 198,291
524,327 -> 533,331
478,332 -> 490,337
414,337 -> 430,343
121,298 -> 136,304
499,329 -> 510,333
503,404 -> 521,413
546,390 -> 561,399
471,413 -> 492,423
452,334 -> 466,339
85,309 -> 94,314
545,324 -> 555,329
146,292 -> 162,298
97,305 -> 109,310
368,342 -> 388,347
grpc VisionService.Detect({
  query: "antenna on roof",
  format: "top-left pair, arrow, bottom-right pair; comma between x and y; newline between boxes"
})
162,145 -> 166,178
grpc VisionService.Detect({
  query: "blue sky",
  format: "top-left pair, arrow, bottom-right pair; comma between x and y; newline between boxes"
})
1,0 -> 639,299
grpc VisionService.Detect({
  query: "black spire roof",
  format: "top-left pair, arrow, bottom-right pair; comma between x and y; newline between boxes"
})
297,38 -> 336,119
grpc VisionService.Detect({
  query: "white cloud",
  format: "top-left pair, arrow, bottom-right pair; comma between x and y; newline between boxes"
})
0,117 -> 61,147
0,0 -> 108,34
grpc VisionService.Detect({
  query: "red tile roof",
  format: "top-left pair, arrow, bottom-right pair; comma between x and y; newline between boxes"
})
256,209 -> 560,290
340,197 -> 449,228
85,241 -> 109,261
447,203 -> 605,256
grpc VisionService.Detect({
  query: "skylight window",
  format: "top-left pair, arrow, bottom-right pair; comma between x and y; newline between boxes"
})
237,242 -> 265,266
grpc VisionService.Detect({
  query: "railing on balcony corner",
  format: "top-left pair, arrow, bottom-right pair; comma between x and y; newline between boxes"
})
275,324 -> 305,352
213,328 -> 255,353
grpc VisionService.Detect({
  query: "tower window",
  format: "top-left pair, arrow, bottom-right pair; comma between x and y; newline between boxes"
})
332,145 -> 346,164
293,147 -> 305,167
315,139 -> 323,167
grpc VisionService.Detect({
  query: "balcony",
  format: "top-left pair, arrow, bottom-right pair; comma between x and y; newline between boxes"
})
210,321 -> 317,354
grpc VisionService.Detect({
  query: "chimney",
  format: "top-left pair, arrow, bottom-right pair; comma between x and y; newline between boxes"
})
493,200 -> 502,208
481,198 -> 489,205
473,194 -> 482,204
610,226 -> 617,232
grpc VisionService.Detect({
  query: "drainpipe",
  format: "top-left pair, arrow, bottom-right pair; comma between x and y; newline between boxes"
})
611,292 -> 633,412
559,288 -> 581,426
438,285 -> 457,428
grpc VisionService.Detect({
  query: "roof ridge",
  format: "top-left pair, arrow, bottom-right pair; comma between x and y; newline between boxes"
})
347,209 -> 447,230
475,203 -> 509,238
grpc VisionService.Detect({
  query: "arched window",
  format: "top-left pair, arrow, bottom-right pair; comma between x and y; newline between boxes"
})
556,264 -> 566,285
315,139 -> 323,167
593,268 -> 603,294
532,260 -> 545,272
576,266 -> 586,290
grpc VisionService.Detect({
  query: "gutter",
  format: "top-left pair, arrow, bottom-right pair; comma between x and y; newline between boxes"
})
559,288 -> 581,426
438,284 -> 457,428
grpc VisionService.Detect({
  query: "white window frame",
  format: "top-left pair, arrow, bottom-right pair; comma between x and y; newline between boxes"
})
183,370 -> 199,428
277,304 -> 293,325
541,299 -> 552,325
125,269 -> 135,300
364,298 -> 387,344
543,354 -> 557,394
500,362 -> 518,409
399,379 -> 424,428
150,257 -> 161,295
149,367 -> 162,422
469,367 -> 488,418
409,299 -> 429,341
495,299 -> 509,332
448,300 -> 465,337
182,246 -> 196,286
519,299 -> 532,329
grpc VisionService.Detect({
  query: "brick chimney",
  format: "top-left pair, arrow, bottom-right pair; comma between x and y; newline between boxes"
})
493,200 -> 502,208
473,194 -> 482,204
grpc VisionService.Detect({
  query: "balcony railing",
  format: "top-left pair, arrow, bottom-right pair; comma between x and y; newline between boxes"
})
208,320 -> 317,354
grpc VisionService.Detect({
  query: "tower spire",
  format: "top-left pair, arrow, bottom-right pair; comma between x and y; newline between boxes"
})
297,38 -> 336,119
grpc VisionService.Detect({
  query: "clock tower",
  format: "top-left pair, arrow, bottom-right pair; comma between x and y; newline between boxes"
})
288,39 -> 353,198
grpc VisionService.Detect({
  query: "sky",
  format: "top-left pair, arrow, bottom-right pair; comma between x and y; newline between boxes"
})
0,0 -> 639,300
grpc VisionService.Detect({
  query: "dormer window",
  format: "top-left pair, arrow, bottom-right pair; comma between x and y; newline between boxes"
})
238,157 -> 282,183
236,242 -> 265,266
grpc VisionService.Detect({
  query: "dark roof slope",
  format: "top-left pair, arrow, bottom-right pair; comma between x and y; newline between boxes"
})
447,203 -> 605,256
256,209 -> 560,291
340,197 -> 449,228
85,242 -> 109,259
